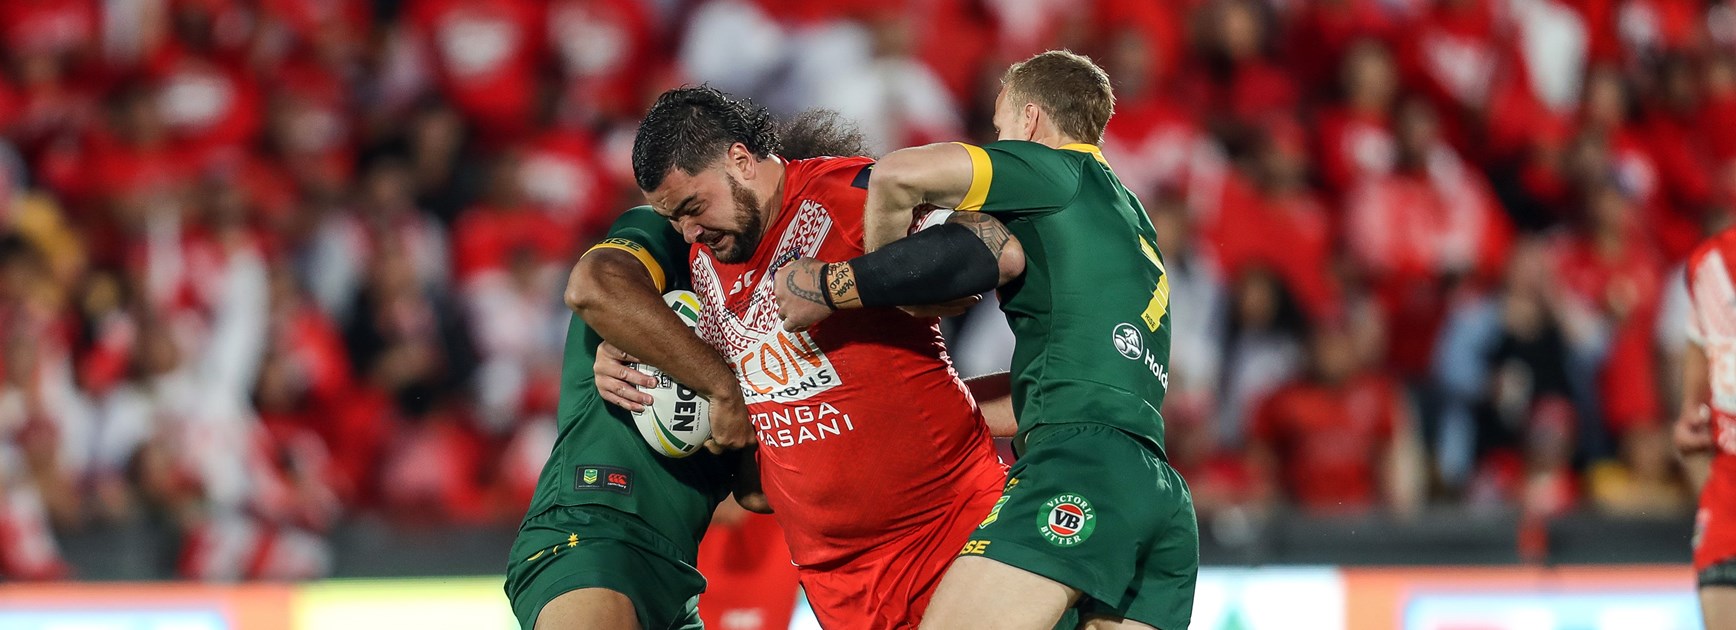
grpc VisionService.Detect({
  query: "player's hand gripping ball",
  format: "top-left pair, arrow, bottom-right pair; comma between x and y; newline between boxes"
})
630,291 -> 713,457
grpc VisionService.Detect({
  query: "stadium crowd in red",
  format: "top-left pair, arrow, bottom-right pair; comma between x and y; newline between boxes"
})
0,0 -> 1719,580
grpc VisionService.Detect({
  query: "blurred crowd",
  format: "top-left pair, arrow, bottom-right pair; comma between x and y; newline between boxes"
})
0,0 -> 1721,580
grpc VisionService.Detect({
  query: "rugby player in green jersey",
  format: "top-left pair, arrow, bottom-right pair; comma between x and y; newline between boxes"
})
504,205 -> 748,630
774,51 -> 1199,630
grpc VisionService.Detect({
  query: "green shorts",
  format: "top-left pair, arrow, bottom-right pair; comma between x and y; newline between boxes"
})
505,505 -> 704,630
966,423 -> 1198,629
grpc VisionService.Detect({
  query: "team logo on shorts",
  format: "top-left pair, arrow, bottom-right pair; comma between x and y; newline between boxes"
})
980,494 -> 1011,528
980,478 -> 1020,528
1038,493 -> 1096,547
583,468 -> 599,484
1112,323 -> 1144,360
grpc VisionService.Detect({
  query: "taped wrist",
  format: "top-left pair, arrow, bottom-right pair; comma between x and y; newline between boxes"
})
854,223 -> 999,307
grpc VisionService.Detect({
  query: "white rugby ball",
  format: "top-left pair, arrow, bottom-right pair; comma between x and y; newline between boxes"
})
630,291 -> 712,458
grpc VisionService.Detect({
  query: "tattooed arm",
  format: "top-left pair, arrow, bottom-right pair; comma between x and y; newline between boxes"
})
774,211 -> 1024,331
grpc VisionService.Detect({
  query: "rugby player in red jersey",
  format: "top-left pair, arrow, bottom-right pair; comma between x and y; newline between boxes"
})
596,90 -> 1022,629
1676,225 -> 1736,629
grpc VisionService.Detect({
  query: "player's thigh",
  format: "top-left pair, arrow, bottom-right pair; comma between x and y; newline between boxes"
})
507,507 -> 703,630
1702,587 -> 1736,630
511,542 -> 695,630
1104,462 -> 1198,630
536,588 -> 641,630
919,555 -> 1079,630
935,426 -> 1158,623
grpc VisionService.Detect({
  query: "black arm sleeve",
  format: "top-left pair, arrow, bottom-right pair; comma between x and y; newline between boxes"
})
852,223 -> 1000,307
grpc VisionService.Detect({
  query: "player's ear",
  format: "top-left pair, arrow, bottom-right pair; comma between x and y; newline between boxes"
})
727,143 -> 755,181
1020,103 -> 1042,141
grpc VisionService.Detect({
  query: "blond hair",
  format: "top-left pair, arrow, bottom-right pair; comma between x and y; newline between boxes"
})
1002,50 -> 1116,145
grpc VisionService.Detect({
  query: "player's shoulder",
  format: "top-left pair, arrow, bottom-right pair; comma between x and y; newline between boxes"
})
786,156 -> 876,203
788,155 -> 874,185
978,140 -> 1099,172
980,139 -> 1082,158
607,205 -> 662,228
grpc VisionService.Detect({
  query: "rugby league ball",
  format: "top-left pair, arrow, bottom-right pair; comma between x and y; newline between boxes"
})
630,291 -> 712,457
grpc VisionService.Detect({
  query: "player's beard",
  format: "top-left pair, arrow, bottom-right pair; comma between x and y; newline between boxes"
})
713,174 -> 767,264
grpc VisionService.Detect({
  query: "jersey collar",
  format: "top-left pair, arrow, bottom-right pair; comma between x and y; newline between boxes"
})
1059,143 -> 1110,166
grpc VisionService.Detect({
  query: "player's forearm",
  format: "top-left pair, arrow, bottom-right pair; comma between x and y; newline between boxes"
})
1682,345 -> 1710,419
1680,345 -> 1714,454
943,210 -> 1025,284
814,213 -> 1021,310
731,450 -> 772,514
570,251 -> 743,405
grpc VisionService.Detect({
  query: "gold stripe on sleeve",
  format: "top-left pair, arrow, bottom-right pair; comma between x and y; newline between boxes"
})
587,239 -> 667,292
954,142 -> 993,211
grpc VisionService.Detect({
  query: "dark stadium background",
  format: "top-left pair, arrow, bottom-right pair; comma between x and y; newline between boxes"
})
0,0 -> 1714,628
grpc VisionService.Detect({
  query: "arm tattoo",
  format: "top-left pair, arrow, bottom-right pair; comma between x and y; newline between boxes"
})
946,212 -> 1012,258
786,264 -> 828,305
828,269 -> 859,307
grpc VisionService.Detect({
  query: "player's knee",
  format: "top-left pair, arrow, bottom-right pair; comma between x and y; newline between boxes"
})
535,588 -> 641,630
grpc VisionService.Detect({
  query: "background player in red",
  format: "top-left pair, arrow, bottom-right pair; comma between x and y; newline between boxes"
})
1675,225 -> 1736,629
598,90 -> 1020,629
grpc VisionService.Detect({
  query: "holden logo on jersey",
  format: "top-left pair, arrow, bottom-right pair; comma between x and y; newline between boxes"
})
1038,493 -> 1096,547
1112,323 -> 1144,360
1112,322 -> 1170,389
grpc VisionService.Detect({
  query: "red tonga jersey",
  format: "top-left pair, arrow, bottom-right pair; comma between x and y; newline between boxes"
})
1685,226 -> 1736,571
687,157 -> 1005,613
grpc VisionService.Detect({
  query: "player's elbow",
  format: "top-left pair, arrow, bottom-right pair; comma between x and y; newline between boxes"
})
564,263 -> 591,313
997,235 -> 1026,286
566,255 -> 617,315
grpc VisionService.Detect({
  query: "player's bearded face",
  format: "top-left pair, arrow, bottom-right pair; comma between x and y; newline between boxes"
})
648,164 -> 768,264
711,174 -> 766,263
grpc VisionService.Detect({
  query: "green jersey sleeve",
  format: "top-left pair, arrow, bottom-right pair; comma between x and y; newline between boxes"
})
954,140 -> 1089,217
585,206 -> 691,292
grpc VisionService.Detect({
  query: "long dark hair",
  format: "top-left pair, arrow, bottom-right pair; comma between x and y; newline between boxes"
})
778,109 -> 871,159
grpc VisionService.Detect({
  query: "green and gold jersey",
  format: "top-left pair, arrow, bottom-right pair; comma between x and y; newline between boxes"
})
956,140 -> 1171,458
520,206 -> 735,564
